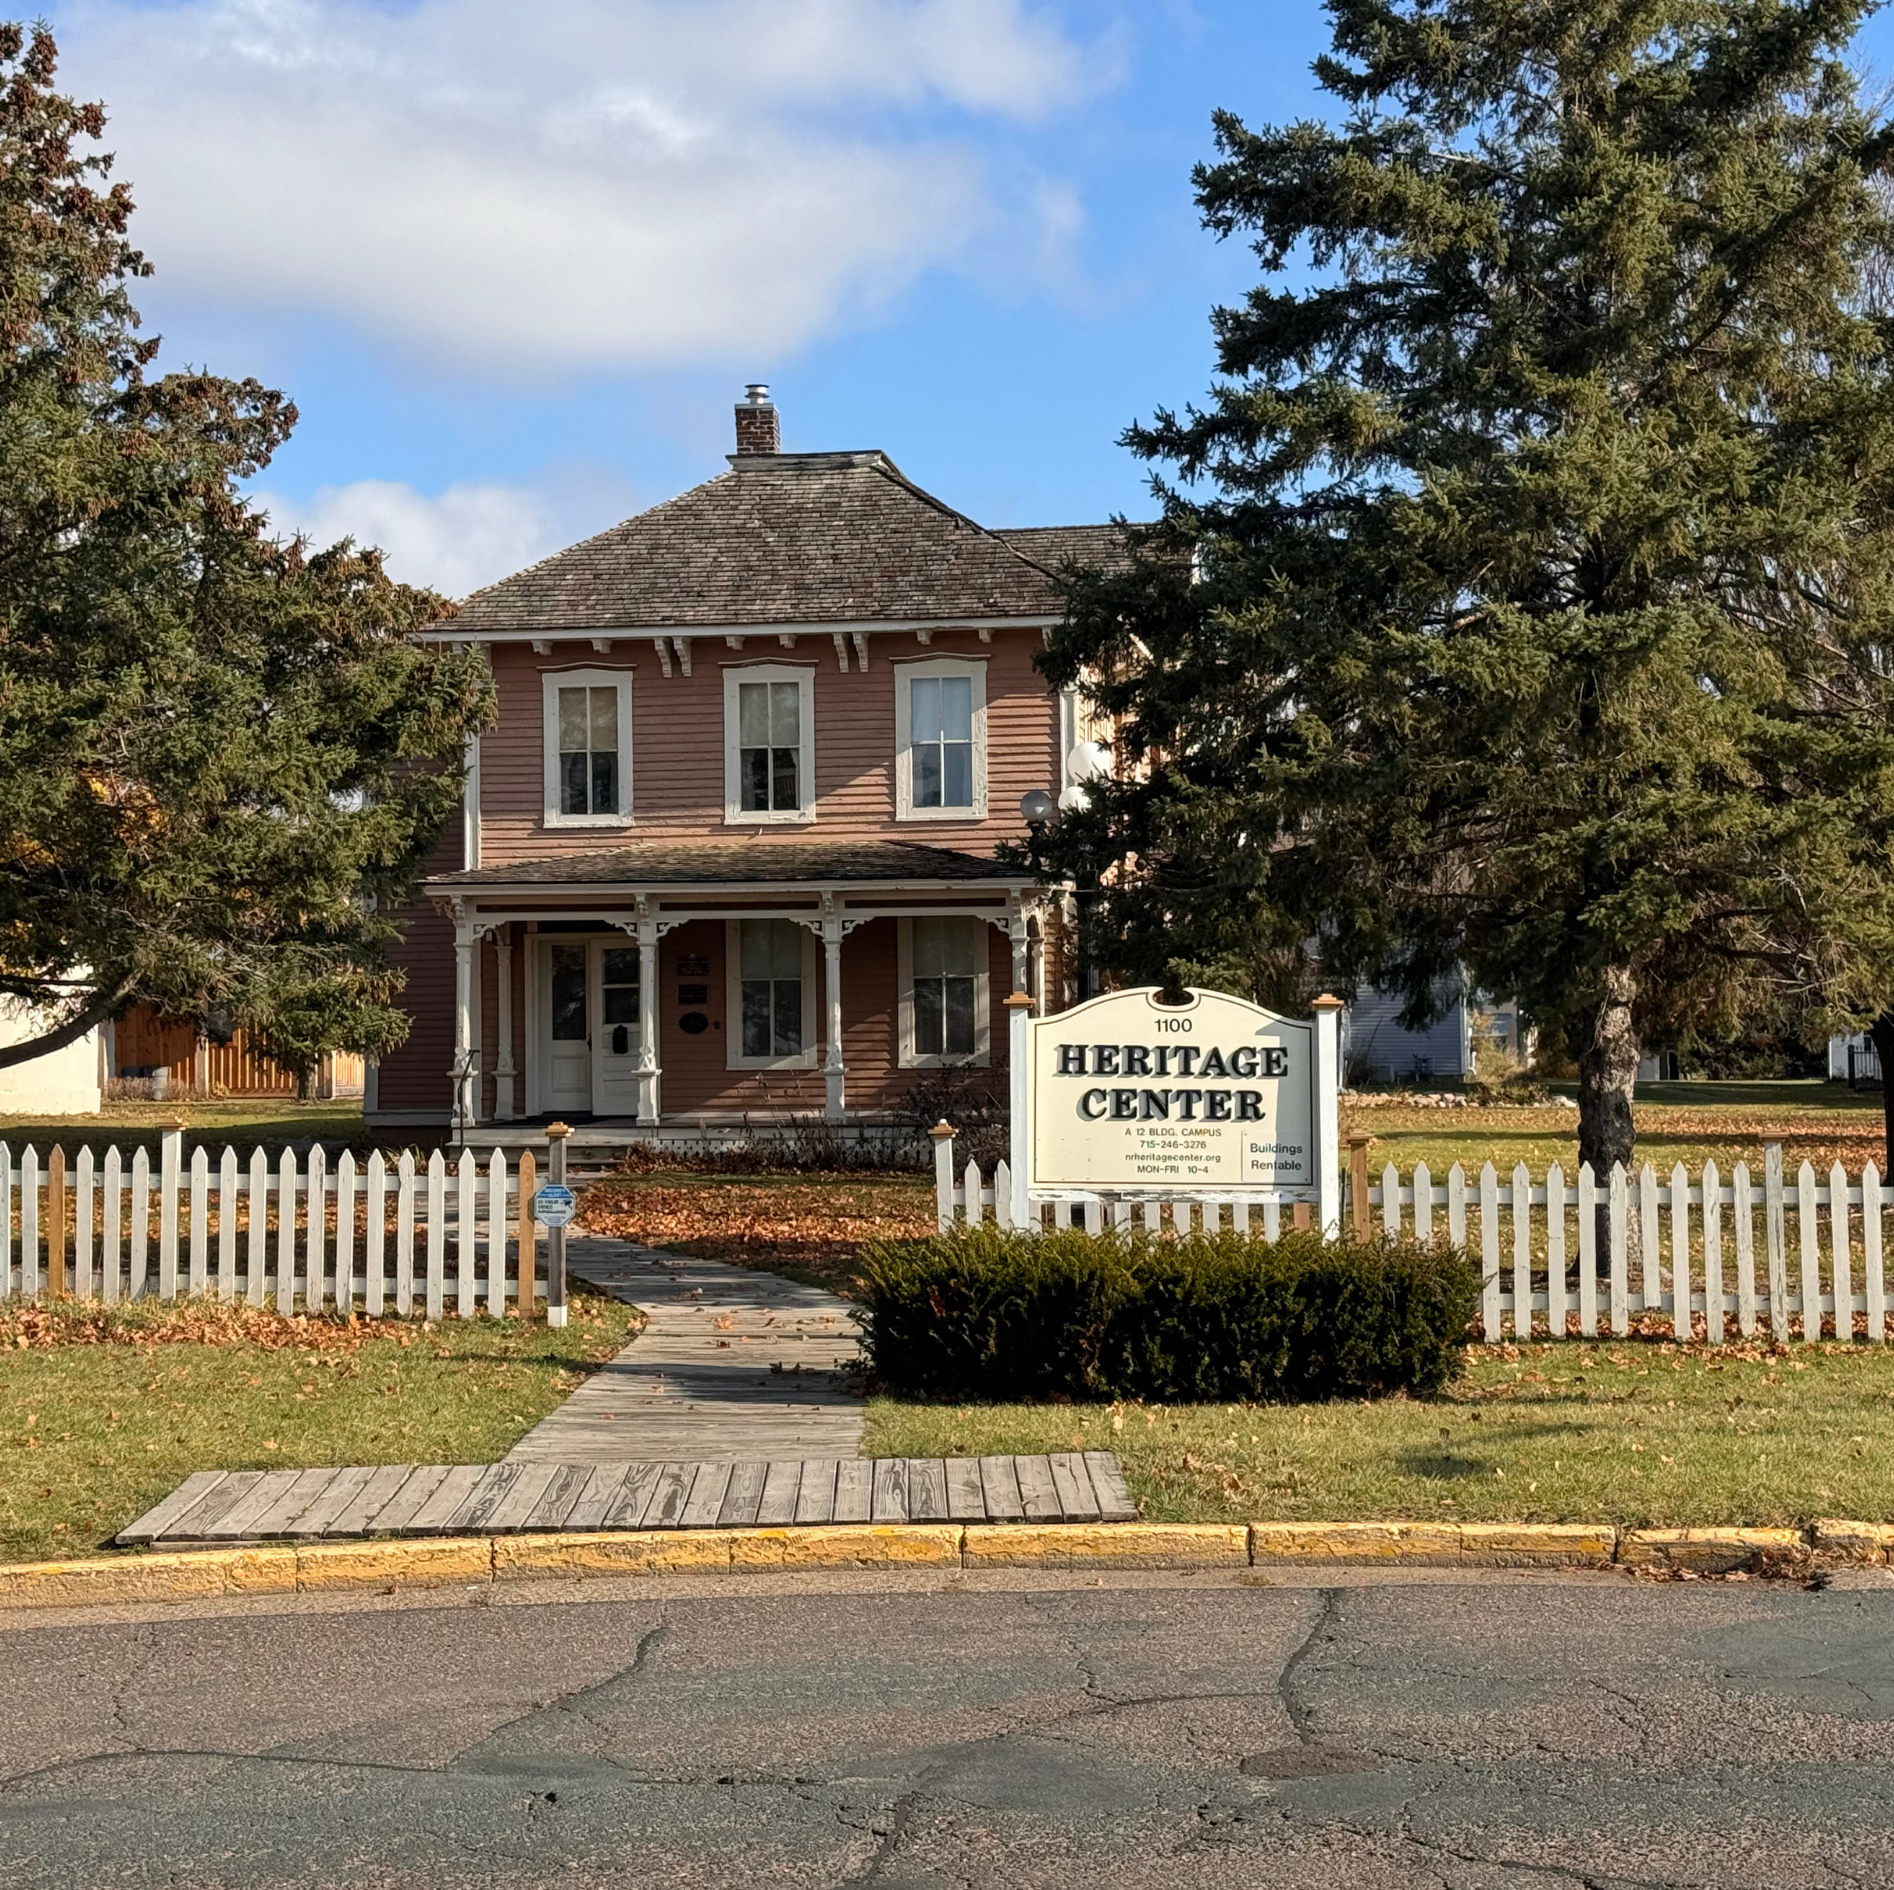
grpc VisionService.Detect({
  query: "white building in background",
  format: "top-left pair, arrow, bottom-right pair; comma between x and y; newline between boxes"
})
0,993 -> 102,1115
1829,1032 -> 1877,1085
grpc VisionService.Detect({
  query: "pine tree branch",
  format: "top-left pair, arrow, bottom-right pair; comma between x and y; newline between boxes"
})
0,978 -> 133,1072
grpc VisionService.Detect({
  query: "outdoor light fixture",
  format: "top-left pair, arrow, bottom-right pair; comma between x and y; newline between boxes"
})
1019,788 -> 1056,826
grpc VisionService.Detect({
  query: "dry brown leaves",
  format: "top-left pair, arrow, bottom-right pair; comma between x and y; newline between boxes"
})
580,1179 -> 933,1289
1,1302 -> 386,1353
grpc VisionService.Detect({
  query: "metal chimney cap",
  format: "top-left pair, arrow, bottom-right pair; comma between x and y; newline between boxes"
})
743,383 -> 772,404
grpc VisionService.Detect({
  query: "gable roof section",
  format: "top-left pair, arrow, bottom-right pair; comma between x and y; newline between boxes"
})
452,451 -> 1097,633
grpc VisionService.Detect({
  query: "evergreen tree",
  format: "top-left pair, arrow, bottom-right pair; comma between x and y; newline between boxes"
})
0,26 -> 490,1072
1037,0 -> 1894,1176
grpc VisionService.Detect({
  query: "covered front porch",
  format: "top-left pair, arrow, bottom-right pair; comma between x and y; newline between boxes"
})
424,842 -> 1056,1136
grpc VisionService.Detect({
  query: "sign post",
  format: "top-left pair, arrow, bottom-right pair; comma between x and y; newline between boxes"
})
1008,986 -> 1344,1231
539,1122 -> 573,1329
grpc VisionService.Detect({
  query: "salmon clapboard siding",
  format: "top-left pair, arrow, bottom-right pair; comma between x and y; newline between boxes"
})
477,628 -> 1057,861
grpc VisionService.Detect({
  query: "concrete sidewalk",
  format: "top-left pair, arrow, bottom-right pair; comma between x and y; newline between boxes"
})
506,1236 -> 865,1462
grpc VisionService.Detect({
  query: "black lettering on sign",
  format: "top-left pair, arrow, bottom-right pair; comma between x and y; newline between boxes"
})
1175,1089 -> 1202,1119
1237,1092 -> 1264,1120
1079,1088 -> 1108,1119
1058,1045 -> 1086,1076
1110,1089 -> 1138,1120
1139,1090 -> 1170,1120
1198,1046 -> 1228,1079
1172,1045 -> 1201,1077
1205,1090 -> 1233,1120
1262,1047 -> 1289,1077
1229,1046 -> 1259,1078
1093,1045 -> 1121,1076
1122,1045 -> 1152,1077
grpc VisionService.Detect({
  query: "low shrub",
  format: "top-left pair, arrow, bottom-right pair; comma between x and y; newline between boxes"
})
857,1226 -> 1482,1404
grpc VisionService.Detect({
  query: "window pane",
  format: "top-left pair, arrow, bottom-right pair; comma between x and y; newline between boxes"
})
770,681 -> 800,746
771,746 -> 799,810
911,676 -> 941,743
944,976 -> 976,1054
740,922 -> 772,979
739,682 -> 770,746
741,919 -> 802,981
940,919 -> 979,976
741,747 -> 770,811
591,751 -> 617,815
772,980 -> 802,1056
589,686 -> 617,750
912,918 -> 943,979
914,742 -> 942,808
550,946 -> 586,1040
942,741 -> 972,808
601,948 -> 639,986
558,688 -> 588,749
938,676 -> 973,742
741,982 -> 773,1058
560,751 -> 588,816
603,987 -> 640,1026
914,978 -> 944,1056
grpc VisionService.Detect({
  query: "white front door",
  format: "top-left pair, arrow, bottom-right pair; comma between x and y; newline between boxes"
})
592,940 -> 644,1116
543,941 -> 591,1114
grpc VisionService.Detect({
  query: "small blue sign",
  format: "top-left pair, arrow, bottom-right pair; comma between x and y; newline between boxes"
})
534,1184 -> 578,1228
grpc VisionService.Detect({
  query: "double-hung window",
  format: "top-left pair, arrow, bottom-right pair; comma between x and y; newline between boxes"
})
896,658 -> 986,820
724,665 -> 815,823
541,668 -> 633,827
728,918 -> 816,1067
899,916 -> 990,1066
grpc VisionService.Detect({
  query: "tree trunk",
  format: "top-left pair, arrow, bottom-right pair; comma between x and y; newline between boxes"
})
1577,965 -> 1639,1177
1869,1014 -> 1894,1173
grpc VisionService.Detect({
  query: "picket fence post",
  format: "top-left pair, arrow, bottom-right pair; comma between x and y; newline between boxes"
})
1797,1160 -> 1821,1340
395,1152 -> 416,1315
1702,1159 -> 1724,1345
217,1147 -> 238,1301
336,1150 -> 358,1313
1608,1163 -> 1629,1337
931,1123 -> 955,1231
188,1147 -> 209,1299
75,1147 -> 95,1299
19,1146 -> 37,1298
1547,1162 -> 1568,1336
130,1146 -> 150,1300
276,1148 -> 298,1315
1831,1160 -> 1852,1343
0,1143 -> 11,1300
1868,1162 -> 1887,1344
487,1150 -> 508,1318
307,1146 -> 328,1313
456,1147 -> 478,1318
1577,1162 -> 1598,1338
365,1150 -> 388,1317
425,1149 -> 446,1322
101,1146 -> 121,1305
158,1120 -> 182,1301
1511,1162 -> 1531,1340
1764,1143 -> 1788,1340
516,1150 -> 536,1318
1670,1163 -> 1691,1343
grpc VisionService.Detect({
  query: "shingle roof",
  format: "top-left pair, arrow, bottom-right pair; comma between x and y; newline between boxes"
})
995,524 -> 1136,575
451,452 -> 1095,631
428,840 -> 1036,889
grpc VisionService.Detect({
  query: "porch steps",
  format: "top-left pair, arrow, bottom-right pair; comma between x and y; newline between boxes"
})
118,1453 -> 1140,1545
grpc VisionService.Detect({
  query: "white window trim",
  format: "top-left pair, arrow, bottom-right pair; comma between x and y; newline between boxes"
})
541,667 -> 635,829
723,662 -> 817,825
725,918 -> 820,1070
897,916 -> 992,1068
894,654 -> 988,821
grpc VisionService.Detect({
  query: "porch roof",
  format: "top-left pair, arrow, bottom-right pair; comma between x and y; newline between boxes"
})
426,839 -> 1043,894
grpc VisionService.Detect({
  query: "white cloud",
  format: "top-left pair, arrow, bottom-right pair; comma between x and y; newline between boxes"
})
57,0 -> 1113,373
258,478 -> 579,596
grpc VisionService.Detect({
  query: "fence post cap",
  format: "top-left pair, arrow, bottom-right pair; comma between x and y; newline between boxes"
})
929,1121 -> 954,1142
545,1121 -> 572,1140
157,1115 -> 188,1132
1346,1130 -> 1373,1149
1310,993 -> 1345,1013
1003,991 -> 1034,1010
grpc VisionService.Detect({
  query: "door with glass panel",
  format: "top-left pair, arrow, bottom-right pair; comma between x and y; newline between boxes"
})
542,941 -> 591,1113
591,941 -> 643,1115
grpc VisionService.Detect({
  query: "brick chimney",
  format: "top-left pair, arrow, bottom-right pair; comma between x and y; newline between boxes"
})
734,383 -> 779,456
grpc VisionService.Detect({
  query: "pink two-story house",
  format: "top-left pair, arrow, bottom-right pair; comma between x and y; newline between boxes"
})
367,388 -> 1112,1135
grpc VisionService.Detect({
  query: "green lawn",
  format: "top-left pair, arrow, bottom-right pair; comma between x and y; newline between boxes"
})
0,1292 -> 638,1564
864,1340 -> 1894,1529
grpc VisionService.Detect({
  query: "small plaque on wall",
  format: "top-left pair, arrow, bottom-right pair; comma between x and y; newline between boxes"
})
677,983 -> 709,1005
675,954 -> 710,978
678,1012 -> 710,1035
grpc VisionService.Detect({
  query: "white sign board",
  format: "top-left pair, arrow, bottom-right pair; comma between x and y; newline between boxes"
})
1012,987 -> 1341,1225
533,1184 -> 577,1228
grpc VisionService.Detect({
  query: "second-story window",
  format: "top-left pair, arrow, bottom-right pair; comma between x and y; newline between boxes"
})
896,657 -> 987,821
541,668 -> 633,828
724,663 -> 816,824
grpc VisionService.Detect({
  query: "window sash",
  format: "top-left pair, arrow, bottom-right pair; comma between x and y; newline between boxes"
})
558,684 -> 622,816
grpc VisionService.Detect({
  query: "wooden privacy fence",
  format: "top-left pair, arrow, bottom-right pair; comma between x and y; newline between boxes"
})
933,1132 -> 1894,1345
2,1130 -> 547,1319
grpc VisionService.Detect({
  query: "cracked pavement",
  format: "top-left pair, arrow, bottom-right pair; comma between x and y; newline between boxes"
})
4,1566 -> 1894,1887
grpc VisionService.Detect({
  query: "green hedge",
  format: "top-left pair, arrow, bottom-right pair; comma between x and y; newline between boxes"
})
857,1226 -> 1482,1404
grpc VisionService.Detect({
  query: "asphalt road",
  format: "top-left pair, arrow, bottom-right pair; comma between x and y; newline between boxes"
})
5,1565 -> 1894,1888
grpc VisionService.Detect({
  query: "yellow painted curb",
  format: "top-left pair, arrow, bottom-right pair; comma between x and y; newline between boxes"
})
1250,1521 -> 1463,1565
296,1538 -> 495,1591
493,1530 -> 735,1578
1618,1527 -> 1808,1574
1813,1519 -> 1894,1565
963,1523 -> 1248,1568
1454,1523 -> 1617,1568
734,1525 -> 962,1570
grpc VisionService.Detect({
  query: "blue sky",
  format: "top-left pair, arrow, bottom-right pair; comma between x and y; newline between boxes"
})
39,0 -> 1894,594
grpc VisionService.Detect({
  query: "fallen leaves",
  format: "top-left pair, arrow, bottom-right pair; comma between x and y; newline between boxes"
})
0,1303 -> 384,1354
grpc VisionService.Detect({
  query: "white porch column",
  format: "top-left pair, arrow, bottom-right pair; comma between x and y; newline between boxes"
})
450,905 -> 478,1135
493,924 -> 516,1121
633,896 -> 661,1126
1006,891 -> 1032,1005
821,893 -> 847,1121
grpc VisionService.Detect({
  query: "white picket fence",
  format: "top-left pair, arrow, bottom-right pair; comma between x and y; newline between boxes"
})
934,1137 -> 1894,1345
1,1131 -> 545,1318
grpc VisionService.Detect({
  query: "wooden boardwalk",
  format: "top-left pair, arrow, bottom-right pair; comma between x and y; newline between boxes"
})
117,1453 -> 1139,1545
507,1237 -> 866,1462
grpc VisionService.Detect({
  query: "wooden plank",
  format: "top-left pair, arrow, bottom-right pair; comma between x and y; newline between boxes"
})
601,1462 -> 665,1529
1798,1160 -> 1822,1339
1735,1161 -> 1758,1338
484,1463 -> 563,1532
833,1458 -> 873,1524
794,1459 -> 838,1524
1084,1452 -> 1138,1522
718,1461 -> 769,1528
978,1456 -> 1025,1522
200,1469 -> 313,1542
243,1467 -> 347,1539
1015,1455 -> 1060,1521
1868,1162 -> 1887,1344
117,1470 -> 230,1546
325,1463 -> 417,1538
1703,1160 -> 1725,1346
366,1465 -> 452,1536
445,1464 -> 523,1534
756,1461 -> 802,1527
405,1464 -> 488,1535
676,1461 -> 732,1528
870,1458 -> 909,1523
1048,1452 -> 1100,1522
159,1468 -> 268,1540
522,1464 -> 593,1532
643,1461 -> 695,1529
944,1458 -> 986,1522
286,1465 -> 379,1540
557,1463 -> 631,1532
905,1458 -> 950,1522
